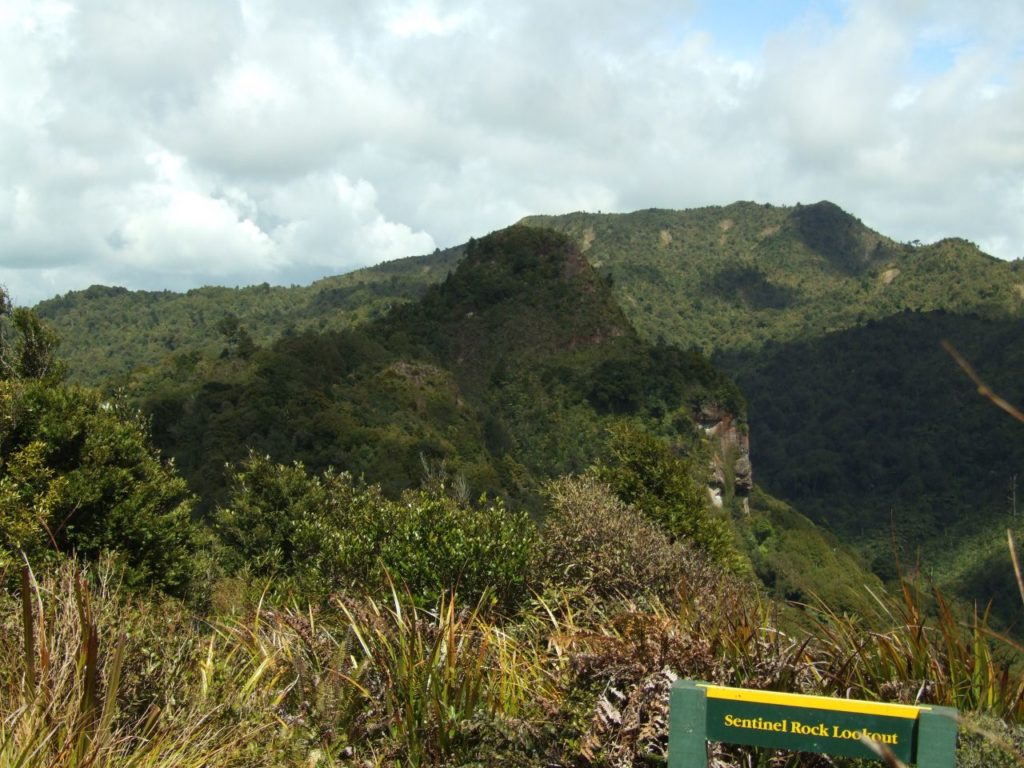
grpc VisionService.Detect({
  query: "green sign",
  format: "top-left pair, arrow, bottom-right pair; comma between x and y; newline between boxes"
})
668,680 -> 957,767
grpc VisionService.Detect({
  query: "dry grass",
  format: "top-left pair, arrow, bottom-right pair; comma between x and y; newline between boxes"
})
1,550 -> 1022,767
0,561 -> 284,768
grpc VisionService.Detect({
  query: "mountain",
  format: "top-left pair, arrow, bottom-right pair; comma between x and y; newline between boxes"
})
117,224 -> 881,616
132,226 -> 739,504
32,200 -> 1023,618
39,200 -> 1022,385
525,202 -> 1024,626
522,201 -> 1023,355
33,246 -> 463,388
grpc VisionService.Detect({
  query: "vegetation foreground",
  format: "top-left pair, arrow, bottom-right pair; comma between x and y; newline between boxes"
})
3,549 -> 1024,768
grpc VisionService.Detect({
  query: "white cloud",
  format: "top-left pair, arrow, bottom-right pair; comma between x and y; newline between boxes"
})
109,150 -> 278,274
263,172 -> 435,273
386,3 -> 473,38
0,0 -> 1021,306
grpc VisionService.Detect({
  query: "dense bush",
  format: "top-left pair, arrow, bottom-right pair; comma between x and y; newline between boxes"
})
381,486 -> 536,607
593,424 -> 747,572
215,453 -> 385,587
0,380 -> 197,594
535,475 -> 696,601
216,453 -> 535,606
0,295 -> 198,595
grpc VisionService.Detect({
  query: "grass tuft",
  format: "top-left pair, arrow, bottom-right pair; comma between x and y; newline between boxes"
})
2,552 -> 1022,766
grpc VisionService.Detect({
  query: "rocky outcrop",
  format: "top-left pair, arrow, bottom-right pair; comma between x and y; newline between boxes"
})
699,404 -> 752,512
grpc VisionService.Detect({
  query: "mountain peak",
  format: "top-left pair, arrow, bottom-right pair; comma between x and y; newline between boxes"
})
387,225 -> 634,395
454,225 -> 598,302
789,200 -> 886,275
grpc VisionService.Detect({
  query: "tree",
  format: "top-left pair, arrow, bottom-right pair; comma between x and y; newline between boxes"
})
0,381 -> 197,593
592,424 -> 747,572
216,313 -> 256,360
0,292 -> 196,594
216,453 -> 535,606
536,475 -> 694,601
214,454 -> 382,587
0,289 -> 66,383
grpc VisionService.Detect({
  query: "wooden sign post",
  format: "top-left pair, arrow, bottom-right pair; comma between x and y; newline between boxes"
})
668,680 -> 957,767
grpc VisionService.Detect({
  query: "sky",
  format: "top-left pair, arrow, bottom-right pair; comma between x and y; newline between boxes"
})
1,0 -> 1022,306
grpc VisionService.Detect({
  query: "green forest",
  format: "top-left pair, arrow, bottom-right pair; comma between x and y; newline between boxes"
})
37,201 -> 1024,619
3,207 -> 1024,766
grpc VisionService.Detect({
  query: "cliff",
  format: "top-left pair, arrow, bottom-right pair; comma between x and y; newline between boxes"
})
699,403 -> 753,512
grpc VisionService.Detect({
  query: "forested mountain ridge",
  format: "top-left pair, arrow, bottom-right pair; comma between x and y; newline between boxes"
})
524,202 -> 1024,624
36,200 -> 1022,389
522,200 -> 1023,354
120,224 -> 881,616
28,201 -> 1024,619
132,226 -> 741,505
33,245 -> 464,387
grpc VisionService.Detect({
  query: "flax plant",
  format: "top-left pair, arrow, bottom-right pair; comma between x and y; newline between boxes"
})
0,560 -> 287,768
332,580 -> 528,766
804,580 -> 1021,720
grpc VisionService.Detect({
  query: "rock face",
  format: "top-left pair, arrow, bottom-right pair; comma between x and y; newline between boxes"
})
699,404 -> 752,512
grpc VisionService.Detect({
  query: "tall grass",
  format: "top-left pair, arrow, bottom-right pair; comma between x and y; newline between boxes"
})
0,561 -> 281,768
332,583 -> 515,764
2,553 -> 1022,767
804,577 -> 1024,720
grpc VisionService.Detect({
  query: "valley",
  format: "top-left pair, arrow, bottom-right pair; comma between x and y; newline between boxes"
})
35,200 -> 1024,621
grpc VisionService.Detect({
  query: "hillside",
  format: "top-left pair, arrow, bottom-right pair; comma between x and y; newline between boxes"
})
132,226 -> 740,505
523,201 -> 1023,354
32,200 -> 1024,617
33,245 -> 463,387
123,224 -> 880,616
38,201 -> 1023,389
18,237 -> 1007,768
719,310 -> 1024,627
525,203 -> 1024,624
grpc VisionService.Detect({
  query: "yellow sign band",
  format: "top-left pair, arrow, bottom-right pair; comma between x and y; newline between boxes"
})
699,684 -> 925,720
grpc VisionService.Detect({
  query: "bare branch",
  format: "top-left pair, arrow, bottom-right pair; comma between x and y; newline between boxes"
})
941,340 -> 1024,423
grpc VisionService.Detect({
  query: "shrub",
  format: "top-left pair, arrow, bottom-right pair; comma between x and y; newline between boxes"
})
215,453 -> 388,590
535,475 -> 695,601
382,487 -> 535,608
216,453 -> 535,606
0,380 -> 197,594
593,423 -> 747,572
